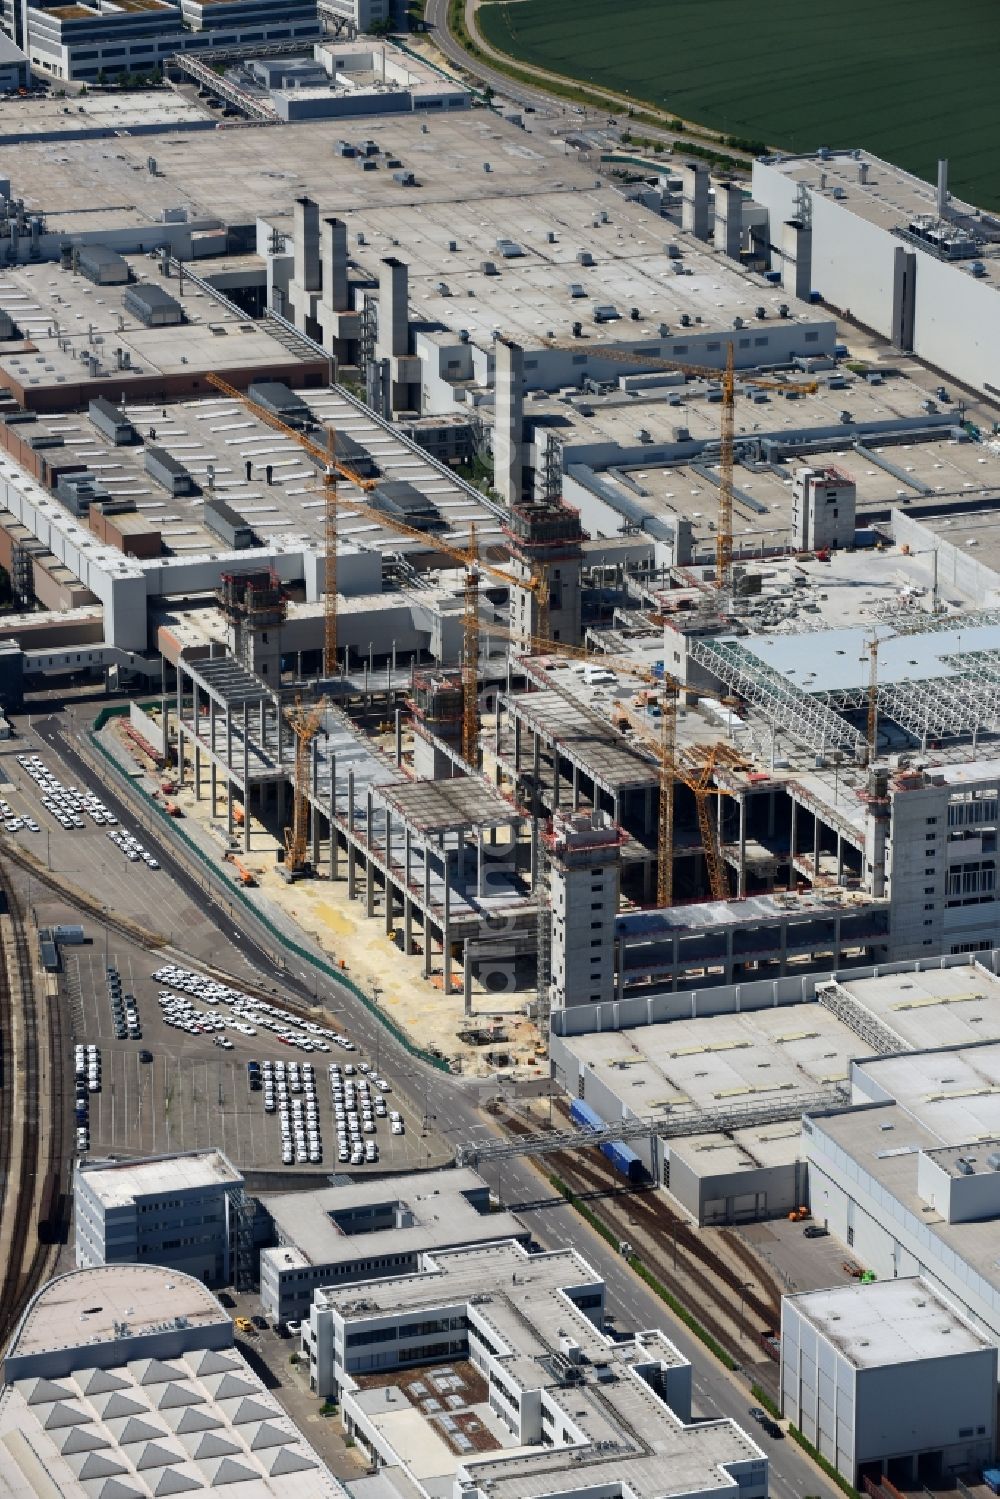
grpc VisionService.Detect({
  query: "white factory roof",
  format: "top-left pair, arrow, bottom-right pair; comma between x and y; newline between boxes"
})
259,1168 -> 524,1268
77,1150 -> 242,1209
6,1266 -> 226,1363
827,963 -> 1000,1053
324,1241 -> 765,1499
0,1269 -> 345,1499
853,1041 -> 1000,1144
785,1277 -> 992,1368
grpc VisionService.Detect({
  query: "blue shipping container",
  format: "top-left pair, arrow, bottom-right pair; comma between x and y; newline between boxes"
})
569,1098 -> 605,1132
983,1469 -> 1000,1495
569,1099 -> 645,1183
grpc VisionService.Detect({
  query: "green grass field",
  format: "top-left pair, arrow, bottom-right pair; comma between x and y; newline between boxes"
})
478,0 -> 1000,207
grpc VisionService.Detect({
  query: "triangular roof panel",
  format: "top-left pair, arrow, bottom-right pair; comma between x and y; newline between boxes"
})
205,1457 -> 259,1487
43,1402 -> 91,1430
135,1442 -> 185,1472
154,1472 -> 204,1497
57,1427 -> 109,1456
193,1433 -> 240,1460
80,1370 -> 131,1396
192,1351 -> 240,1377
135,1359 -> 186,1387
97,1481 -> 145,1499
211,1374 -> 257,1401
118,1417 -> 168,1444
97,1394 -> 147,1421
267,1448 -> 317,1476
25,1378 -> 76,1406
248,1423 -> 291,1452
157,1384 -> 203,1411
172,1409 -> 222,1435
230,1398 -> 276,1425
77,1454 -> 127,1481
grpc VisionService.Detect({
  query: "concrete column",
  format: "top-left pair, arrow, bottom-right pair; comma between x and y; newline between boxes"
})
463,940 -> 472,1017
552,746 -> 561,810
477,824 -> 485,897
442,864 -> 452,994
191,677 -> 201,800
384,811 -> 394,934
322,215 -> 348,312
680,163 -> 709,239
493,336 -> 524,506
311,738 -> 320,868
347,770 -> 356,899
242,700 -> 250,853
713,180 -> 744,260
422,850 -> 432,979
514,715 -> 522,774
395,707 -> 403,768
781,218 -> 813,302
813,814 -> 821,880
836,833 -> 843,886
365,789 -> 375,917
404,827 -> 413,954
329,752 -> 338,878
294,195 -> 321,293
572,763 -> 580,810
789,798 -> 798,871
737,794 -> 747,899
175,664 -> 184,782
377,256 -> 409,359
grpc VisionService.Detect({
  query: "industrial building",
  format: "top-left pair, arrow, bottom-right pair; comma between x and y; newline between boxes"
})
781,1278 -> 997,1489
74,1149 -> 245,1286
16,0 -> 321,83
548,954 -> 1000,1225
257,1168 -> 527,1322
752,150 -> 1000,400
0,1265 -> 346,1497
306,1239 -> 769,1499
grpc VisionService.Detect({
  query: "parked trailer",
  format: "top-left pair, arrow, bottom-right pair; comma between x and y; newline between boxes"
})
569,1098 -> 646,1185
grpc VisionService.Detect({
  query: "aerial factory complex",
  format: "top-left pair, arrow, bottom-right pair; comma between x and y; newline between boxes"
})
1,5 -> 1000,1498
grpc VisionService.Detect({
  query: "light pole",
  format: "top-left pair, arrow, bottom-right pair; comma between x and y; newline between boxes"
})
738,1279 -> 752,1346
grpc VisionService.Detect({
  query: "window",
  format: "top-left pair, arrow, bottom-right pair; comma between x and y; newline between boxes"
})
846,1225 -> 854,1246
926,833 -> 937,841
753,335 -> 768,346
804,331 -> 819,343
924,886 -> 934,894
927,816 -> 938,824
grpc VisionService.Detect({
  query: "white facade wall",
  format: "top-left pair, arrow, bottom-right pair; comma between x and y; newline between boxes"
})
804,1116 -> 1000,1342
74,1163 -> 235,1285
753,155 -> 1000,395
782,1294 -> 997,1485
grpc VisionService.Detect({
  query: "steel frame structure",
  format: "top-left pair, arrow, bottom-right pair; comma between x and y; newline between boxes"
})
816,979 -> 911,1055
688,637 -> 864,757
454,1086 -> 846,1168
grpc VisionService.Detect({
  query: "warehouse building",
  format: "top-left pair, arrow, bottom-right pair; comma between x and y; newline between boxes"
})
0,1265 -> 344,1496
781,1278 -> 997,1489
257,1168 -> 527,1323
306,1239 -> 769,1499
74,1149 -> 244,1286
752,150 -> 1000,399
549,954 -> 1000,1224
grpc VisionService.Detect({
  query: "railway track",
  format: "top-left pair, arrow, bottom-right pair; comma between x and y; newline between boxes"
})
0,862 -> 70,1350
501,1113 -> 781,1352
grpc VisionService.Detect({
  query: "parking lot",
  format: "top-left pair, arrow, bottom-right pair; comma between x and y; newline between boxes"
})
63,943 -> 432,1172
1,720 -> 439,1176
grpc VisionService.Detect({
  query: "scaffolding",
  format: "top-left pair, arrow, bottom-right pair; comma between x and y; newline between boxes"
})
689,636 -> 865,758
230,1186 -> 257,1292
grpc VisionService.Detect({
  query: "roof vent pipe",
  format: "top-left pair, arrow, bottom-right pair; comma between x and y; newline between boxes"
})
937,159 -> 949,218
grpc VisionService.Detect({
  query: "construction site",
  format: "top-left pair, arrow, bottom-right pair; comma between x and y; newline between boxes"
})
0,102 -> 999,1081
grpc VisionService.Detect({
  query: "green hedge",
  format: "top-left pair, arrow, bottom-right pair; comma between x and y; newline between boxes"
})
749,1383 -> 781,1420
87,713 -> 450,1072
547,1174 -> 738,1371
788,1425 -> 858,1498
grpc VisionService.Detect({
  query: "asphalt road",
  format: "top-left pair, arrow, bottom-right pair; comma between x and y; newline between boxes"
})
30,705 -> 837,1496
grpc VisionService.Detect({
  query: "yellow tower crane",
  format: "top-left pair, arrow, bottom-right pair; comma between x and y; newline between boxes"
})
284,694 -> 329,877
540,339 -> 817,590
206,373 -> 548,770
